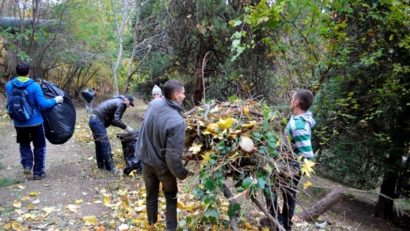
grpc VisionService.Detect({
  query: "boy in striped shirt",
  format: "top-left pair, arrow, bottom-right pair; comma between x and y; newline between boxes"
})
262,89 -> 316,230
282,89 -> 315,230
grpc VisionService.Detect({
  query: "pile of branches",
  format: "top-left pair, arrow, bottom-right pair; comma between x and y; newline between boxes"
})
183,99 -> 313,230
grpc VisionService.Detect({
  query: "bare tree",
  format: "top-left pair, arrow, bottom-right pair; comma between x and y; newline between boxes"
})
111,0 -> 136,95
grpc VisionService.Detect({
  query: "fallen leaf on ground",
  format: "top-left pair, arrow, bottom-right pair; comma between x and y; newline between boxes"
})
29,191 -> 39,197
83,216 -> 98,225
12,200 -> 21,208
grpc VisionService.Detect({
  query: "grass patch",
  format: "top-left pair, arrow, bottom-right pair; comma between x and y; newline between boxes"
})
0,177 -> 21,188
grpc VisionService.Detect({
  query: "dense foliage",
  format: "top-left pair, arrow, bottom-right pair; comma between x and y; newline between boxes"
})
314,0 -> 410,218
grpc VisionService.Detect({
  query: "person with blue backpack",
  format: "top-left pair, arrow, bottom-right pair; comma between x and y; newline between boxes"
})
5,62 -> 63,180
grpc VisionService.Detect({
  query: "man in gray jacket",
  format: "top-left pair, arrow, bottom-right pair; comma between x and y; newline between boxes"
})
136,80 -> 189,231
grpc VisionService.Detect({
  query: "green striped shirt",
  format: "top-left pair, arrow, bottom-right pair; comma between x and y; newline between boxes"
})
285,111 -> 316,159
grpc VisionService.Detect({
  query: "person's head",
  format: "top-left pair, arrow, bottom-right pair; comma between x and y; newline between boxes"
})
291,89 -> 313,114
163,80 -> 185,105
152,85 -> 162,99
124,95 -> 135,107
16,62 -> 30,76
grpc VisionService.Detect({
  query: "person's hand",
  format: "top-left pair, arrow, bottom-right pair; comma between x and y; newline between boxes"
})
55,96 -> 64,104
125,126 -> 134,133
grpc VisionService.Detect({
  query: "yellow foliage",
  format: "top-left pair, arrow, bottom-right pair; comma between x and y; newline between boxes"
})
303,180 -> 313,189
241,120 -> 257,129
217,117 -> 236,129
300,158 -> 315,177
28,191 -> 38,197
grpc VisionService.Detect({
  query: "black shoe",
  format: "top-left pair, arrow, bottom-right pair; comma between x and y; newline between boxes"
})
33,173 -> 46,180
23,167 -> 32,175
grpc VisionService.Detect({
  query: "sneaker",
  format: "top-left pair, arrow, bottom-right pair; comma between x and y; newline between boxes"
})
23,167 -> 32,175
33,173 -> 46,180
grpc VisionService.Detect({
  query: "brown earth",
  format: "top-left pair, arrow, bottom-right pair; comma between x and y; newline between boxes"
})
0,99 -> 408,230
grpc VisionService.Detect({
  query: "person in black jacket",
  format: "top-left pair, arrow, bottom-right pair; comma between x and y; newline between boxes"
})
89,95 -> 134,172
135,80 -> 189,231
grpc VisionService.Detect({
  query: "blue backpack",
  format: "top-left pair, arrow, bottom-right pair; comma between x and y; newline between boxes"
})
7,83 -> 35,122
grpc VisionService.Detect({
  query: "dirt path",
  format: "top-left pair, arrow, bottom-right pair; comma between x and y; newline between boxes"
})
0,102 -> 147,230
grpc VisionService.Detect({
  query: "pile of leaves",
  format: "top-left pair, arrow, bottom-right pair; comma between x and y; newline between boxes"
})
184,99 -> 315,227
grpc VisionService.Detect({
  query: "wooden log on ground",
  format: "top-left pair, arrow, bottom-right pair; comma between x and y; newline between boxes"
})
300,187 -> 345,221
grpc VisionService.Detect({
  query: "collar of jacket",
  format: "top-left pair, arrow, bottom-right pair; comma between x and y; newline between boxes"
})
165,98 -> 183,113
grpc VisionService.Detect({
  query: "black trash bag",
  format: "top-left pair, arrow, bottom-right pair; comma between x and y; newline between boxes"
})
40,80 -> 76,144
81,91 -> 94,103
116,130 -> 142,175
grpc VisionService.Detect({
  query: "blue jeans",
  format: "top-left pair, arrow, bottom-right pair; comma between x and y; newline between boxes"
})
89,115 -> 115,171
15,124 -> 46,176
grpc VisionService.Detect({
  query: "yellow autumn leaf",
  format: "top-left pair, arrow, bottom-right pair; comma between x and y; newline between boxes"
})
83,215 -> 98,225
241,120 -> 257,128
12,200 -> 21,208
243,221 -> 256,230
217,117 -> 236,129
188,143 -> 202,154
103,196 -> 111,206
204,123 -> 219,134
243,106 -> 250,114
28,191 -> 38,197
28,203 -> 35,210
22,213 -> 37,220
303,180 -> 313,189
75,199 -> 83,204
301,158 -> 315,177
5,221 -> 22,230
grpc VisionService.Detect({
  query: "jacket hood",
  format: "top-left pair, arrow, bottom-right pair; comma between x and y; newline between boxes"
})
296,111 -> 316,128
12,77 -> 34,88
165,98 -> 183,113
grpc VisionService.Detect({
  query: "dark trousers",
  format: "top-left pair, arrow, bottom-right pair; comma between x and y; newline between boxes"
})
15,124 -> 46,176
89,115 -> 115,171
143,164 -> 178,231
265,162 -> 301,230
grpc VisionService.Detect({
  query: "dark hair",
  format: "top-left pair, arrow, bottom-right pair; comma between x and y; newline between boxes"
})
16,63 -> 30,76
163,80 -> 184,100
294,89 -> 313,111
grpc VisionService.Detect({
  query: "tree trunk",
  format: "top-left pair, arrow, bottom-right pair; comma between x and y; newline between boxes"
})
193,41 -> 206,105
300,187 -> 345,221
374,151 -> 402,219
374,136 -> 407,219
